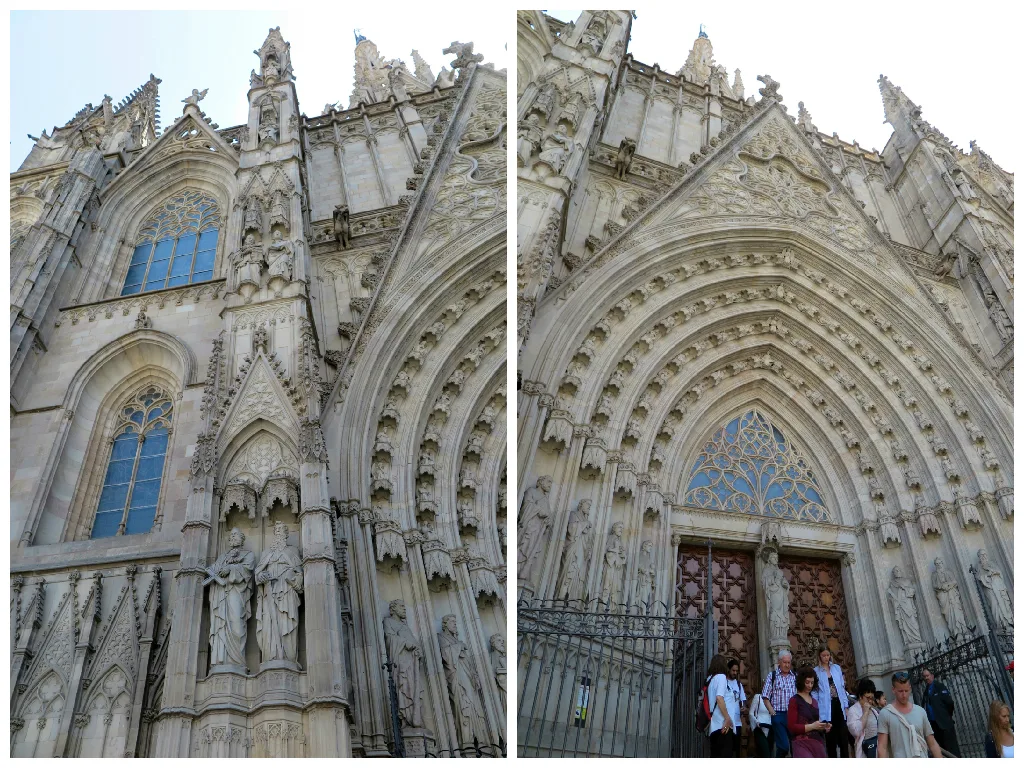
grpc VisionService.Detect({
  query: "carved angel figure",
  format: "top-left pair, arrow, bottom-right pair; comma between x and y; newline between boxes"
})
182,87 -> 209,107
206,528 -> 256,672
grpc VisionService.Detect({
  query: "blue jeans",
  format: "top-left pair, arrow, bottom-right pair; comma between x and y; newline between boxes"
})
771,712 -> 790,757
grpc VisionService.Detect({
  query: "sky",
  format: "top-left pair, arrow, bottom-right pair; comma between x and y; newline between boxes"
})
10,10 -> 509,170
547,7 -> 1017,172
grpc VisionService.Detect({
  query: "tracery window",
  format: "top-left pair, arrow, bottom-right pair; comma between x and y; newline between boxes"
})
683,409 -> 831,522
92,386 -> 173,538
120,190 -> 220,295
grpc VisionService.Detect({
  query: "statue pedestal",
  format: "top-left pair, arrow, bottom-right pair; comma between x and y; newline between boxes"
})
209,663 -> 247,676
401,727 -> 434,757
260,659 -> 302,672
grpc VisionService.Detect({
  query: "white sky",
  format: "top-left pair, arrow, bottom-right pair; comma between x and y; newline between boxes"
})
9,9 -> 508,170
547,6 -> 1017,172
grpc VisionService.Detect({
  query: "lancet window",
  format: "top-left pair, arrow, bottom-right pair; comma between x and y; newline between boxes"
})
120,190 -> 220,295
683,409 -> 831,522
91,386 -> 173,538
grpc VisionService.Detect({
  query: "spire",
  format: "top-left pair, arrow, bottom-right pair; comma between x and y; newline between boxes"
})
797,101 -> 816,132
878,74 -> 920,128
677,29 -> 716,84
354,28 -> 366,45
411,49 -> 434,84
732,68 -> 744,100
113,73 -> 162,131
252,26 -> 294,87
698,23 -> 708,39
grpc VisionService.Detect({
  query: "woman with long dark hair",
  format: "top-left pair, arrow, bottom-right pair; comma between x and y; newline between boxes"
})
788,666 -> 829,758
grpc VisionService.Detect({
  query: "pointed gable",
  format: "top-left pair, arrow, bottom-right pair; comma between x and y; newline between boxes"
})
215,352 -> 301,448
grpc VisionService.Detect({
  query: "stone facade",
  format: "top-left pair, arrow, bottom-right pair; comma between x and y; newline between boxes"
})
517,7 -> 1012,705
10,28 -> 507,758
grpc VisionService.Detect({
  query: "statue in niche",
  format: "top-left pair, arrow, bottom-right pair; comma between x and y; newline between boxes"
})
762,549 -> 791,645
206,527 -> 256,672
517,113 -> 543,167
255,521 -> 304,667
259,104 -> 279,144
243,196 -> 264,234
266,230 -> 294,285
517,476 -> 553,586
333,205 -> 352,249
984,290 -> 1013,343
556,499 -> 593,602
557,91 -> 584,133
977,549 -> 1013,626
382,599 -> 424,729
490,633 -> 507,713
932,557 -> 970,638
635,539 -> 657,610
600,522 -> 627,610
264,54 -> 280,80
438,614 -> 487,746
887,565 -> 924,650
537,129 -> 575,175
531,82 -> 556,119
270,189 -> 290,232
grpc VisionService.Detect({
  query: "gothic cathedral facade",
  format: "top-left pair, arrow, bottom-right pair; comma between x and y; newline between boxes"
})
517,10 -> 1012,755
10,29 -> 507,758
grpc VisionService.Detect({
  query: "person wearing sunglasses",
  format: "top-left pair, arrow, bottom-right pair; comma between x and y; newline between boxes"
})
877,671 -> 943,758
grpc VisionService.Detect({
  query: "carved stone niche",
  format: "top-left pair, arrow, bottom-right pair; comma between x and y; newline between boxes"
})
541,409 -> 574,450
468,558 -> 501,605
580,435 -> 607,475
955,491 -> 983,530
421,538 -> 455,592
614,461 -> 637,498
220,481 -> 258,521
251,719 -> 306,759
259,474 -> 300,517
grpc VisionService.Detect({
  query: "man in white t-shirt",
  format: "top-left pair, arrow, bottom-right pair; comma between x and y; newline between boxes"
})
877,672 -> 943,758
709,658 -> 746,757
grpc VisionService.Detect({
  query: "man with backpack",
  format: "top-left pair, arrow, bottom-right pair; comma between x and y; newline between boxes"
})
701,654 -> 744,757
760,649 -> 797,757
877,671 -> 944,758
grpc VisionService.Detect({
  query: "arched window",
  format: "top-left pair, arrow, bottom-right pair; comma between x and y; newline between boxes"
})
92,386 -> 173,538
683,409 -> 831,522
120,190 -> 220,295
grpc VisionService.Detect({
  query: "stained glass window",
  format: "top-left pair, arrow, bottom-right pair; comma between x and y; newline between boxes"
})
683,409 -> 831,522
120,190 -> 220,295
92,386 -> 173,538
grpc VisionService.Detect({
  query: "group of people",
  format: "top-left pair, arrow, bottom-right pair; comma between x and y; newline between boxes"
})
704,647 -> 1015,758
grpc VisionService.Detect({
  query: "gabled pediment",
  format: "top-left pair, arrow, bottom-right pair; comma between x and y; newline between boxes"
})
214,352 -> 302,449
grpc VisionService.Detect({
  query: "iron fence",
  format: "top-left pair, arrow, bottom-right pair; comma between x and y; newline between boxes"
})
517,598 -> 715,758
908,571 -> 1013,760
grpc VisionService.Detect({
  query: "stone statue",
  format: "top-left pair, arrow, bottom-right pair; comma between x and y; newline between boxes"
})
270,189 -> 290,232
266,230 -> 294,284
382,599 -> 424,729
977,549 -> 1013,626
438,614 -> 487,746
517,113 -> 543,167
182,87 -> 208,108
244,197 -> 264,234
333,205 -> 351,249
264,54 -> 281,80
600,522 -> 627,610
762,549 -> 791,645
531,82 -> 556,119
984,290 -> 1013,342
259,105 -> 279,144
932,557 -> 970,638
255,521 -> 304,667
517,476 -> 553,585
556,499 -> 593,602
490,633 -> 507,713
206,528 -> 256,672
887,565 -> 923,649
635,539 -> 657,610
537,130 -> 574,175
614,138 -> 637,179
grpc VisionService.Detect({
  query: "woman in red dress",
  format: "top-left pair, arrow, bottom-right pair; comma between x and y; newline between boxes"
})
788,666 -> 830,758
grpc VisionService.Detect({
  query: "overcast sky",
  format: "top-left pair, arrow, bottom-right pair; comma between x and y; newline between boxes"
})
547,7 -> 1017,172
10,10 -> 508,170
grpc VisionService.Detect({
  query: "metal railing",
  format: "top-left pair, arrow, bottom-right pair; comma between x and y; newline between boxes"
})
517,597 -> 713,758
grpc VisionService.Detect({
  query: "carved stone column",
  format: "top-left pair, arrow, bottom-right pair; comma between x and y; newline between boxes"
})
154,469 -> 215,757
297,420 -> 351,757
55,572 -> 101,756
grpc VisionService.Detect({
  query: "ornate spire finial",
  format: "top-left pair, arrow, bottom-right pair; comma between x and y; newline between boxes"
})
797,101 -> 815,131
698,23 -> 708,39
354,28 -> 366,45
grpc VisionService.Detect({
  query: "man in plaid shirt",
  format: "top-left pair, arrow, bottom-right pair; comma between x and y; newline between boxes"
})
761,649 -> 797,757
